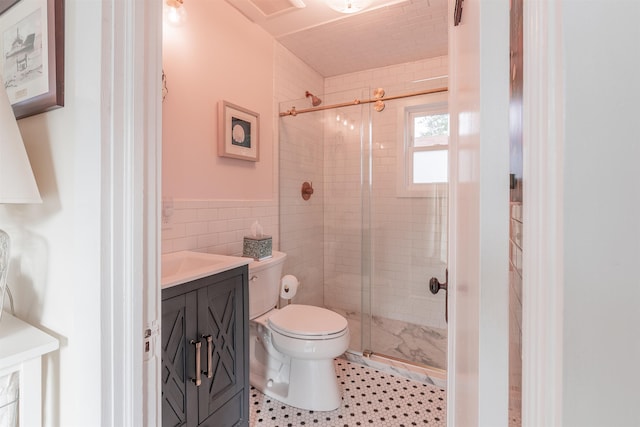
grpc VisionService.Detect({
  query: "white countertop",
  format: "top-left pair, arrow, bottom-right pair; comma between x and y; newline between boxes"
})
161,251 -> 251,289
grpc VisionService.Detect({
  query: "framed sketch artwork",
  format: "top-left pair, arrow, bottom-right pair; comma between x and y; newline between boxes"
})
218,100 -> 259,162
0,0 -> 64,119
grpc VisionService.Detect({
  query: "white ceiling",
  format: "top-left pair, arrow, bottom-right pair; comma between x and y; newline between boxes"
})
224,0 -> 448,77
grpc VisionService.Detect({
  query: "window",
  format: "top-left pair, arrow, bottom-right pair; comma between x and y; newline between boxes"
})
397,100 -> 449,196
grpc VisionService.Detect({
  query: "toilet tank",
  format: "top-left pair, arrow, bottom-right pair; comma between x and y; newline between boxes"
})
248,251 -> 287,319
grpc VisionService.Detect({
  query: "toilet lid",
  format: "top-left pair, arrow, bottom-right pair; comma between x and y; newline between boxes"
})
268,305 -> 348,337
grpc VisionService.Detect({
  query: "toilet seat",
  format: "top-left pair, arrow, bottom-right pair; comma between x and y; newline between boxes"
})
268,304 -> 348,340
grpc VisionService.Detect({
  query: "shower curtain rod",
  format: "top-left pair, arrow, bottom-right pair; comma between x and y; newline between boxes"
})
279,86 -> 448,117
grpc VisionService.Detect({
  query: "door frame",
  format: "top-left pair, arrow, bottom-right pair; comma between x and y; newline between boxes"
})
101,1 -> 163,426
447,0 -> 510,425
521,1 -> 564,425
106,0 -> 565,425
447,0 -> 564,425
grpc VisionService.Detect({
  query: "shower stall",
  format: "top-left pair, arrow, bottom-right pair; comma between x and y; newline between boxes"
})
279,80 -> 448,374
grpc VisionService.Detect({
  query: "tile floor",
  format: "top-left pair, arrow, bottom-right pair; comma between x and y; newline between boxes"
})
249,359 -> 446,426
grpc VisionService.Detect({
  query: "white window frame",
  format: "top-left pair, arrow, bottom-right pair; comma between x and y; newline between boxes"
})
396,93 -> 449,198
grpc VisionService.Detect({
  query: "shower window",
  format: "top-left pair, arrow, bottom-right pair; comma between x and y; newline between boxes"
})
397,101 -> 449,197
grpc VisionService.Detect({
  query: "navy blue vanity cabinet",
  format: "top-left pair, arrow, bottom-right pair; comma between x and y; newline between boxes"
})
162,265 -> 249,427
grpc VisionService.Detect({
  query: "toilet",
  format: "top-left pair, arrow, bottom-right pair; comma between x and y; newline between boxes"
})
248,251 -> 350,411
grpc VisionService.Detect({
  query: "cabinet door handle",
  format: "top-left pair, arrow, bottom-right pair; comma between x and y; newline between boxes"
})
190,339 -> 202,386
203,335 -> 213,379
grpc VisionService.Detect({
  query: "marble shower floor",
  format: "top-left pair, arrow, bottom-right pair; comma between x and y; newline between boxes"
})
331,308 -> 448,371
250,359 -> 446,427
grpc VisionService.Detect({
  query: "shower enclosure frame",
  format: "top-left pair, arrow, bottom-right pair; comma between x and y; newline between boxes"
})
278,83 -> 449,372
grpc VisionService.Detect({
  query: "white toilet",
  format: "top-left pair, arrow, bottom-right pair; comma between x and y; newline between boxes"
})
248,251 -> 350,411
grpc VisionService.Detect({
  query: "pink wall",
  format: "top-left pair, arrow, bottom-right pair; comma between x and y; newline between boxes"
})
162,1 -> 275,200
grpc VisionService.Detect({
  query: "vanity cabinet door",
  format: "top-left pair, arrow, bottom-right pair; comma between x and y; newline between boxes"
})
161,265 -> 248,427
161,291 -> 198,427
197,272 -> 248,427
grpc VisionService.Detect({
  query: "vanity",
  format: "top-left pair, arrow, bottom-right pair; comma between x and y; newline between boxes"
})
161,251 -> 250,427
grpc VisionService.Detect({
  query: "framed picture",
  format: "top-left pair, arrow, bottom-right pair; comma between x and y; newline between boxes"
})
0,1 -> 20,15
0,0 -> 64,119
218,100 -> 260,162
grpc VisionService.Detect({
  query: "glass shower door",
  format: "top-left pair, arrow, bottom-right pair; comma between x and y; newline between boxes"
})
278,82 -> 448,371
362,83 -> 449,370
279,88 -> 370,354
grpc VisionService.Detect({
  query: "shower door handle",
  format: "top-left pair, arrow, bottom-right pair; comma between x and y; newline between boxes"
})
429,269 -> 447,294
429,269 -> 448,323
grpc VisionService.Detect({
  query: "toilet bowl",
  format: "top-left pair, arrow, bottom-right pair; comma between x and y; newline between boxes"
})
248,251 -> 350,411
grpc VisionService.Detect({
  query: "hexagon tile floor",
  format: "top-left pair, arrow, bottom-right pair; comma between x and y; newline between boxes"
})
249,359 -> 446,426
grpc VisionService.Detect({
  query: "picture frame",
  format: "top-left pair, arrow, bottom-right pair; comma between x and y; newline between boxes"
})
0,0 -> 64,119
218,100 -> 260,162
0,1 -> 20,15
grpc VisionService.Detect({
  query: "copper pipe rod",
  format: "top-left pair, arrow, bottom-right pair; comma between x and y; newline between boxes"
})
279,86 -> 448,117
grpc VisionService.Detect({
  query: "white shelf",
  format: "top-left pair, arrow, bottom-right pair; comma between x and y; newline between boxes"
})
0,313 -> 59,371
0,313 -> 59,427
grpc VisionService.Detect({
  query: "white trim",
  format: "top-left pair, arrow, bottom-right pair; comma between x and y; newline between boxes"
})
445,1 -> 459,423
445,90 -> 459,427
447,0 -> 510,424
142,3 -> 164,426
477,2 -> 510,424
101,1 -> 162,426
522,1 -> 564,426
395,92 -> 449,198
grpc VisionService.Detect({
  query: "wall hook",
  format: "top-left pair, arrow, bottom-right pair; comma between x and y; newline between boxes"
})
301,181 -> 314,200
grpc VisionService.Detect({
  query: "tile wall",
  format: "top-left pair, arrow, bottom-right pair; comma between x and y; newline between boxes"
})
275,43 -> 326,306
161,199 -> 279,256
322,89 -> 370,318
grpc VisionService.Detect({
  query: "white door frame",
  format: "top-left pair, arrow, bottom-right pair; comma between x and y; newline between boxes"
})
448,0 -> 565,425
103,0 -> 565,425
447,0 -> 510,425
101,1 -> 163,426
521,1 -> 564,426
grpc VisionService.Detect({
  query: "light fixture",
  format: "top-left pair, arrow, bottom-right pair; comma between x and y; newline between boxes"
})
0,77 -> 42,322
165,0 -> 187,26
325,0 -> 372,14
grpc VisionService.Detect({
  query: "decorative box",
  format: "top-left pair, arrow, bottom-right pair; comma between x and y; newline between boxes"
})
243,235 -> 272,261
